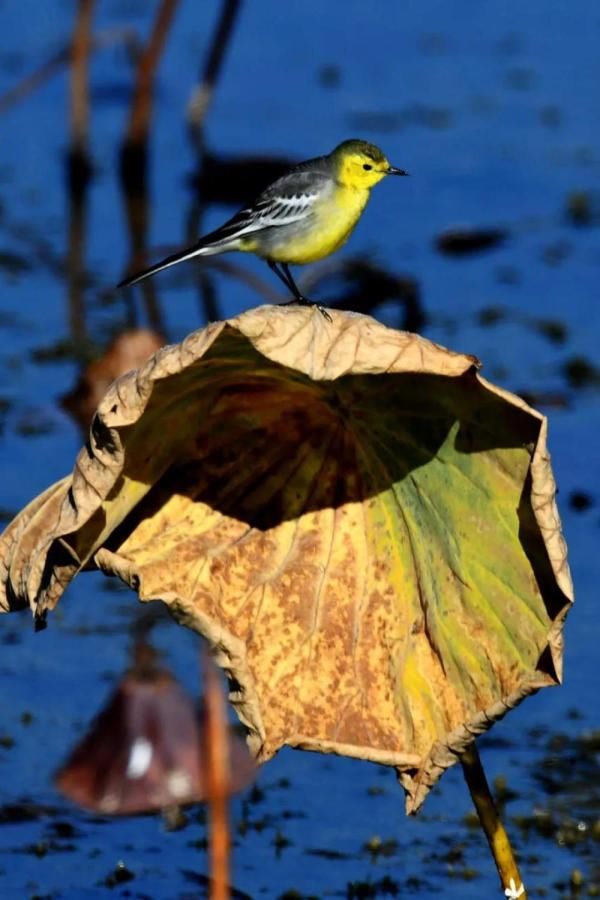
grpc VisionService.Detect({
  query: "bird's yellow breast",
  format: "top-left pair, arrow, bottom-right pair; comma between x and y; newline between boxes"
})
263,185 -> 371,265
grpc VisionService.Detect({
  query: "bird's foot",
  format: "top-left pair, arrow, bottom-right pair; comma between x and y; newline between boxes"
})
281,296 -> 332,322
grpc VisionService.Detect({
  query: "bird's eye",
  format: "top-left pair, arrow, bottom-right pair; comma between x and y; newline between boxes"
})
363,163 -> 373,171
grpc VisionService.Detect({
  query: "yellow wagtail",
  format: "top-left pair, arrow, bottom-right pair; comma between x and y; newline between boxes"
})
118,139 -> 408,316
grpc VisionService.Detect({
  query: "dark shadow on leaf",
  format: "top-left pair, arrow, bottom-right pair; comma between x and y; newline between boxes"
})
84,327 -> 571,636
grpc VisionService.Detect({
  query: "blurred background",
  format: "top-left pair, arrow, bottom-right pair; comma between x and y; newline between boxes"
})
0,1 -> 598,897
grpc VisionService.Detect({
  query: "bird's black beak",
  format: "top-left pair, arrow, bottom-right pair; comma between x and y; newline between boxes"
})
387,166 -> 409,176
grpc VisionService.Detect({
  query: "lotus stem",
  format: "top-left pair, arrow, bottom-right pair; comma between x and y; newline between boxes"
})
204,655 -> 230,900
460,743 -> 527,899
125,0 -> 180,146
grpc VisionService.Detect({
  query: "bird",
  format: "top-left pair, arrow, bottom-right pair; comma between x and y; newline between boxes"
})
118,139 -> 408,317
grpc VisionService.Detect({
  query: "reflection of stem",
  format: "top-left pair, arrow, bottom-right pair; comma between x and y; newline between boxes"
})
125,0 -> 180,145
185,192 -> 219,322
119,158 -> 165,333
185,0 -> 243,316
70,0 -> 95,155
460,744 -> 527,899
187,0 -> 242,149
204,655 -> 230,900
66,0 -> 95,348
197,272 -> 220,324
120,1 -> 179,335
66,179 -> 89,347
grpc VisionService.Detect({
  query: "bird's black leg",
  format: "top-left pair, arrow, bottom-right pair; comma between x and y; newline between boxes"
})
279,263 -> 307,302
267,261 -> 332,321
267,260 -> 299,298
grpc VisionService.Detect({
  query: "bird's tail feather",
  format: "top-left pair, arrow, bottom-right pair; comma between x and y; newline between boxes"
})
118,238 -> 236,289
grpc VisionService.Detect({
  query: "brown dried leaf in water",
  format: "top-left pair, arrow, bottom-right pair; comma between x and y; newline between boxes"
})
61,328 -> 165,427
0,305 -> 573,812
55,642 -> 255,815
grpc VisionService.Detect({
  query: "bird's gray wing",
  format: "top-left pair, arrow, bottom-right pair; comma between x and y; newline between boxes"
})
118,171 -> 332,287
206,171 -> 331,244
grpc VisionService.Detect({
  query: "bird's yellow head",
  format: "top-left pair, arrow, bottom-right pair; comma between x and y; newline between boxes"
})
331,139 -> 408,190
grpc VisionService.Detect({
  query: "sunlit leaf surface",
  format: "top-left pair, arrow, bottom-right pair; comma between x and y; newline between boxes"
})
0,306 -> 572,811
